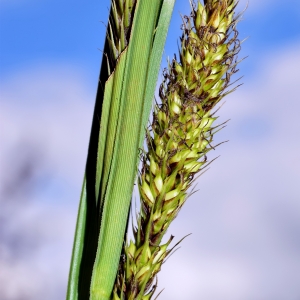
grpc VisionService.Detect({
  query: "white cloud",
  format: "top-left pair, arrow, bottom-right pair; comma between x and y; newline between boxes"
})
0,202 -> 77,300
0,65 -> 94,192
0,64 -> 93,300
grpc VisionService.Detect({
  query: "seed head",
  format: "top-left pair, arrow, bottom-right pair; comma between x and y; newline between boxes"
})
107,0 -> 137,69
113,1 -> 243,298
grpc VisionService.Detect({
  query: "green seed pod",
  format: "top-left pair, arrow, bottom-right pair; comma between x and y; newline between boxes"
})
136,264 -> 151,282
150,155 -> 158,175
142,292 -> 155,300
184,161 -> 203,173
134,244 -> 151,265
165,187 -> 180,201
171,101 -> 181,115
210,10 -> 220,28
152,243 -> 169,264
200,117 -> 215,130
140,181 -> 155,206
195,2 -> 207,28
155,144 -> 166,159
127,240 -> 136,259
112,291 -> 121,300
154,175 -> 163,193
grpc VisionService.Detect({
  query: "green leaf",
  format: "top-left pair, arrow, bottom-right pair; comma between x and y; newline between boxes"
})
90,1 -> 175,299
140,0 -> 176,147
96,50 -> 128,209
66,177 -> 87,300
67,1 -> 176,299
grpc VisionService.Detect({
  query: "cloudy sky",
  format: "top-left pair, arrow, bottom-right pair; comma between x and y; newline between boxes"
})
1,1 -> 300,299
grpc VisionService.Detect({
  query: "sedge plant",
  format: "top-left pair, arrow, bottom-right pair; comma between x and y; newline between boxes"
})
67,0 -> 244,299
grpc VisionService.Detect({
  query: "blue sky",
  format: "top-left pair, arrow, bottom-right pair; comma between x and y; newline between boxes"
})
1,1 -> 300,300
2,0 -> 300,83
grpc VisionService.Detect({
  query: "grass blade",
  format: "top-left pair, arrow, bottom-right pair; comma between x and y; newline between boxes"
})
90,1 -> 169,299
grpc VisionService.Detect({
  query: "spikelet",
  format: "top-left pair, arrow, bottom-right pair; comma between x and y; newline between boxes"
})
113,1 -> 242,298
107,0 -> 137,69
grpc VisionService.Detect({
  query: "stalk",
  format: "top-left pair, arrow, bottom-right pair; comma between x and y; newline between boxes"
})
91,1 -> 175,298
95,0 -> 138,212
67,0 -> 176,299
67,1 -> 137,299
113,1 -> 242,299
